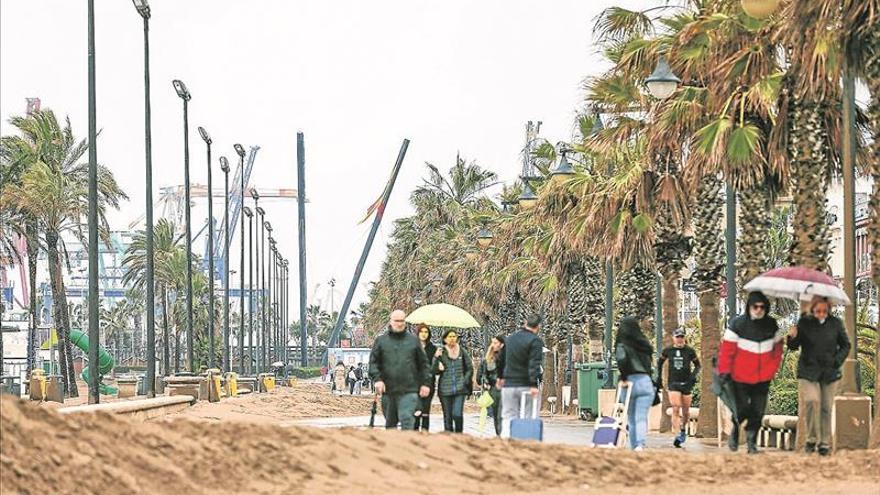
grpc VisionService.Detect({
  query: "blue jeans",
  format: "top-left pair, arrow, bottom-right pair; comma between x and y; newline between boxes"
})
625,374 -> 655,450
440,394 -> 466,432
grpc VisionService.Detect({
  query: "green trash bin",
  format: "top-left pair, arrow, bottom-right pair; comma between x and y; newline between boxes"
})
575,362 -> 618,420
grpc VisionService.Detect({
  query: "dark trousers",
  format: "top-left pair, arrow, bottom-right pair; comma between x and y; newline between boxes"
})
414,390 -> 434,432
381,393 -> 419,430
488,387 -> 502,436
732,381 -> 770,433
440,394 -> 465,433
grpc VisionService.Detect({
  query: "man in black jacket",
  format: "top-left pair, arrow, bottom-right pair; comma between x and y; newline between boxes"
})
498,314 -> 544,438
368,310 -> 432,430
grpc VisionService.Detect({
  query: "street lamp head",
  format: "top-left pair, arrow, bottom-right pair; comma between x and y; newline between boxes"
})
265,222 -> 273,232
233,144 -> 246,158
644,56 -> 681,100
243,206 -> 253,217
255,206 -> 265,216
518,179 -> 538,209
198,126 -> 212,145
549,146 -> 576,185
131,0 -> 150,18
219,156 -> 230,173
172,79 -> 191,101
477,226 -> 494,248
249,188 -> 260,201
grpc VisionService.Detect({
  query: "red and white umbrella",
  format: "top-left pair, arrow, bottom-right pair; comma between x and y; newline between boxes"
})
744,266 -> 851,306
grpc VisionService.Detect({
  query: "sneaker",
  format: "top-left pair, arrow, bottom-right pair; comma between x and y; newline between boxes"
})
818,445 -> 831,456
805,442 -> 816,454
633,446 -> 645,452
673,437 -> 682,448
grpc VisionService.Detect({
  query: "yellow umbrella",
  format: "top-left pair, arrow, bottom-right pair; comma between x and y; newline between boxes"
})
39,328 -> 59,350
405,303 -> 480,328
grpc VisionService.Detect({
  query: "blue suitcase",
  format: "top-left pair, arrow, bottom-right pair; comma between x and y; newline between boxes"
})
510,392 -> 543,441
591,382 -> 631,448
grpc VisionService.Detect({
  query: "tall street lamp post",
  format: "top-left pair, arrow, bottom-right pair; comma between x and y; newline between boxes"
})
234,144 -> 246,373
219,156 -> 231,371
266,228 -> 274,363
243,206 -> 254,374
198,126 -> 215,369
172,78 -> 194,373
87,0 -> 100,403
260,219 -> 272,366
252,192 -> 262,372
132,0 -> 155,397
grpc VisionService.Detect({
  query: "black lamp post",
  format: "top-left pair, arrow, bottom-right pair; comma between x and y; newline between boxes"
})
282,259 -> 289,363
234,144 -> 246,373
132,0 -> 156,396
172,78 -> 194,373
251,190 -> 261,372
266,226 -> 274,363
87,0 -> 100,403
219,156 -> 231,371
198,126 -> 215,369
258,215 -> 268,371
243,206 -> 253,374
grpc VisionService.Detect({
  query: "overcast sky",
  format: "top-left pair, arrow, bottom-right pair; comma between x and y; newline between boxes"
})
1,0 -> 651,324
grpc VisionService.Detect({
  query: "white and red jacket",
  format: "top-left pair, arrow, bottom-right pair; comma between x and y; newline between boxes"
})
717,314 -> 783,384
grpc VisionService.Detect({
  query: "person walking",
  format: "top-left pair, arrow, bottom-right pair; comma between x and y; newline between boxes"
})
616,316 -> 656,451
320,365 -> 328,382
499,314 -> 544,438
434,329 -> 474,433
348,366 -> 358,395
787,296 -> 850,456
717,291 -> 783,454
333,361 -> 347,395
354,363 -> 365,395
477,335 -> 505,436
657,328 -> 701,448
414,324 -> 437,432
368,310 -> 432,430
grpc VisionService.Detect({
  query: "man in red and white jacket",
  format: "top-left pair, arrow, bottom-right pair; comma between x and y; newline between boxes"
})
717,291 -> 783,454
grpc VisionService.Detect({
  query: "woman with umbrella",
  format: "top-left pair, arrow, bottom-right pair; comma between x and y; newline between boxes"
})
787,296 -> 850,456
433,328 -> 474,433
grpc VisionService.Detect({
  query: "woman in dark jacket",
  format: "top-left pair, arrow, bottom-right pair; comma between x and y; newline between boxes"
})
413,324 -> 437,432
615,316 -> 655,451
433,328 -> 473,433
477,335 -> 505,436
787,296 -> 851,456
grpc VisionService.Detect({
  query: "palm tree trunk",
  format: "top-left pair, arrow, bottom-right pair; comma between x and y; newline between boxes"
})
25,220 -> 39,376
658,275 -> 678,433
695,291 -> 720,438
46,230 -> 78,397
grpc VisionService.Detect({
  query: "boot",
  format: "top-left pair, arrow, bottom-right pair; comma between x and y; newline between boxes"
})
421,416 -> 430,432
746,430 -> 760,454
728,424 -> 740,452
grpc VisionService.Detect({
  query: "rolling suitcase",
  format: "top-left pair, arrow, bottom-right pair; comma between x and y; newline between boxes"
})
510,392 -> 543,441
591,381 -> 631,448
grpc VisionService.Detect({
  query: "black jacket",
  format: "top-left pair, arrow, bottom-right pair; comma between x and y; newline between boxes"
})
476,356 -> 502,388
433,346 -> 474,396
368,327 -> 432,395
421,340 -> 438,393
616,342 -> 653,380
500,328 -> 543,387
788,314 -> 851,383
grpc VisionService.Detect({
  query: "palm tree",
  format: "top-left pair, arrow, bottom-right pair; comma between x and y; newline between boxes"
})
123,219 -> 181,376
4,110 -> 127,396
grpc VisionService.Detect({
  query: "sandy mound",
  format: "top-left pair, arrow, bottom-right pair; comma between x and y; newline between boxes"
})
2,397 -> 878,495
169,383 -> 375,424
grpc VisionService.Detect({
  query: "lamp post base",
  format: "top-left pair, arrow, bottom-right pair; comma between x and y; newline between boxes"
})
833,393 -> 872,451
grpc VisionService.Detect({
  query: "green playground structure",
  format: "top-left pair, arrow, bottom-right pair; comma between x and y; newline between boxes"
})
69,329 -> 118,395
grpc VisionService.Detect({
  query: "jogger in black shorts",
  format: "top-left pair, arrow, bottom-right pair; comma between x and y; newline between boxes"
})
658,328 -> 701,448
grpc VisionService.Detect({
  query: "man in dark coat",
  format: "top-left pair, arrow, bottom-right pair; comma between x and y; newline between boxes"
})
368,310 -> 432,430
498,313 -> 544,438
787,296 -> 850,455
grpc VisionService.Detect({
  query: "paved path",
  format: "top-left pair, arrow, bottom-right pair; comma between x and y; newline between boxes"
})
289,412 -> 719,453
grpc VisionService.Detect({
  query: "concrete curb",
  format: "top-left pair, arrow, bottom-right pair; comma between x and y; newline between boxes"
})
58,395 -> 195,421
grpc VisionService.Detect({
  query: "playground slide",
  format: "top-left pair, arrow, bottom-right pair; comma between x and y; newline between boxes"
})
69,329 -> 118,395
